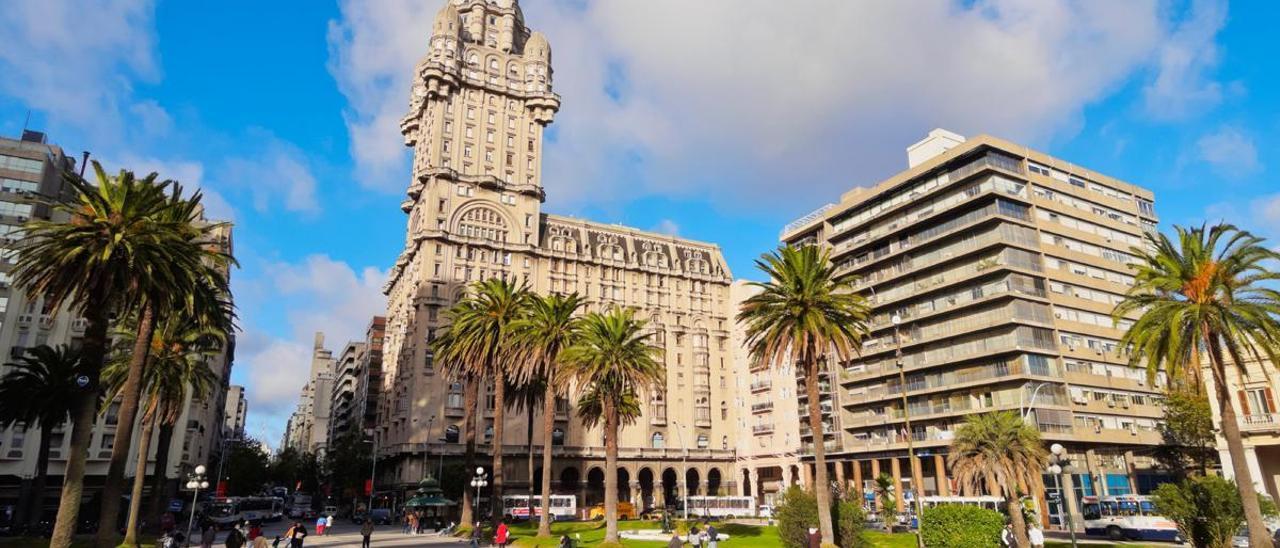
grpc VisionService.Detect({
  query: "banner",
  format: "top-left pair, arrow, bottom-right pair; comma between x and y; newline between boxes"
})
364,479 -> 373,496
216,481 -> 228,498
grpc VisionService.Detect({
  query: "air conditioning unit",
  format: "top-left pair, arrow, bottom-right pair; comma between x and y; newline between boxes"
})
1107,399 -> 1115,408
1072,396 -> 1087,405
1122,400 -> 1131,409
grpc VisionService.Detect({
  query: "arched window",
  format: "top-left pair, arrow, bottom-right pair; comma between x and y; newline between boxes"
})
458,206 -> 509,243
651,432 -> 665,449
488,58 -> 499,71
468,52 -> 479,65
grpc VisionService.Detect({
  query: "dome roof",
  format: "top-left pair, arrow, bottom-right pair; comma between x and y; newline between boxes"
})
525,31 -> 550,62
432,2 -> 461,36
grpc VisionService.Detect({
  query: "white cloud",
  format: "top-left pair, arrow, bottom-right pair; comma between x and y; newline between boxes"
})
1142,0 -> 1229,120
98,155 -> 237,222
326,0 -> 1228,214
0,0 -> 163,144
651,219 -> 680,236
1196,126 -> 1261,178
218,133 -> 322,214
235,255 -> 388,444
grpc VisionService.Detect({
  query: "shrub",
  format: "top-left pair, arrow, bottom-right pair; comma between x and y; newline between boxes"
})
1154,475 -> 1279,548
774,486 -> 868,548
920,504 -> 1004,548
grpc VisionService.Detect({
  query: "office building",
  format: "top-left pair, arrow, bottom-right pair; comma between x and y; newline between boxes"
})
224,385 -> 247,440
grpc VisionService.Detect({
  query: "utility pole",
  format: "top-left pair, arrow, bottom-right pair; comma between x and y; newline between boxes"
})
893,315 -> 925,548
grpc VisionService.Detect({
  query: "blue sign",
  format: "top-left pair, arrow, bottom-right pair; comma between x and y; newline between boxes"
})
169,499 -> 185,512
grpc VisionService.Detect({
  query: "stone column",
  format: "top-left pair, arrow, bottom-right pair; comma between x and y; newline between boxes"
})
1062,470 -> 1083,533
802,463 -> 813,488
1123,450 -> 1139,495
852,460 -> 864,500
891,457 -> 905,513
1244,447 -> 1267,495
631,481 -> 642,509
1085,449 -> 1106,496
834,461 -> 847,495
934,454 -> 949,497
782,466 -> 793,490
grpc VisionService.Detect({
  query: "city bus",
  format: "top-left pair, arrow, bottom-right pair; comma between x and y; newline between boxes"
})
685,496 -> 755,518
501,495 -> 577,521
1080,495 -> 1180,542
236,497 -> 285,522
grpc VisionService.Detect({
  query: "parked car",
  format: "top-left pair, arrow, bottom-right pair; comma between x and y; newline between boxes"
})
757,505 -> 774,519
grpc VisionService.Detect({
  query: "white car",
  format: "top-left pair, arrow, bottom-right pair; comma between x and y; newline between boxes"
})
757,505 -> 774,518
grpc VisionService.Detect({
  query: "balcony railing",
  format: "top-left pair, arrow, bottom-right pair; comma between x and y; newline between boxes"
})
1242,413 -> 1280,432
750,380 -> 772,393
752,424 -> 774,435
751,402 -> 774,414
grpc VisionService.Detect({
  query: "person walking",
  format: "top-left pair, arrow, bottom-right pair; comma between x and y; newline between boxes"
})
199,521 -> 216,548
1028,523 -> 1045,548
325,514 -> 334,535
1000,523 -> 1014,548
361,518 -> 375,548
284,521 -> 308,548
403,513 -> 411,535
689,525 -> 701,548
225,522 -> 247,548
470,522 -> 482,548
705,523 -> 718,548
494,520 -> 509,548
315,515 -> 326,536
806,527 -> 820,548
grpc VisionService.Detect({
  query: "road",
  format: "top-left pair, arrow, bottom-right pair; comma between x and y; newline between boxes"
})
189,520 -> 467,547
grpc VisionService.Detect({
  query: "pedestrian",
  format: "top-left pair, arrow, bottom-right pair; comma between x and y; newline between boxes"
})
403,513 -> 412,535
807,527 -> 821,548
1028,523 -> 1045,548
361,518 -> 375,548
248,521 -> 263,540
315,515 -> 326,536
285,521 -> 308,548
689,525 -> 701,548
1000,523 -> 1014,548
470,522 -> 482,548
667,532 -> 683,548
409,512 -> 418,535
559,535 -> 573,548
199,521 -> 216,548
495,520 -> 509,548
326,514 -> 334,535
706,523 -> 718,548
226,522 -> 247,548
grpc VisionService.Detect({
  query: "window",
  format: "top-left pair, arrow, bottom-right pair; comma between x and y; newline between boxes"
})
0,155 -> 43,174
1244,388 -> 1276,416
552,427 -> 565,446
651,432 -> 665,448
696,434 -> 709,448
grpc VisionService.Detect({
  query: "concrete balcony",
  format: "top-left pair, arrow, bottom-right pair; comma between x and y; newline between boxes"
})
1242,413 -> 1280,433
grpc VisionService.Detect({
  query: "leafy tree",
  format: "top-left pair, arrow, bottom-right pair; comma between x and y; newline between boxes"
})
509,292 -> 583,537
270,448 -> 321,496
1115,223 -> 1280,547
432,278 -> 530,524
1154,475 -> 1279,548
323,432 -> 373,506
920,504 -> 1004,548
774,486 -> 868,548
564,308 -> 662,544
0,345 -> 85,529
738,245 -> 870,544
1156,388 -> 1217,477
947,411 -> 1048,548
223,438 -> 271,496
873,473 -> 896,519
11,163 -> 222,548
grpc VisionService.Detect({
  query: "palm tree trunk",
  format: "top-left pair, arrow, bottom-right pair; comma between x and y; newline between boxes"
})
97,303 -> 157,548
491,368 -> 506,523
461,376 -> 479,527
537,381 -> 556,537
50,302 -> 110,548
1007,496 -> 1028,548
1208,340 -> 1273,547
148,422 -> 176,533
27,423 -> 54,529
803,341 -> 834,544
525,404 -> 534,527
123,412 -> 156,545
603,402 -> 619,544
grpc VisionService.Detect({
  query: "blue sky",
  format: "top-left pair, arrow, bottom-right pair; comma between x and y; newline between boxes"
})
3,0 -> 1279,446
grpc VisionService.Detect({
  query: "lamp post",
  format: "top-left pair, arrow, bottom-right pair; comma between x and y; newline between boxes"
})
892,314 -> 925,548
425,415 -> 436,479
671,420 -> 689,520
183,465 -> 210,547
1048,443 -> 1079,548
366,428 -> 380,515
1021,382 -> 1051,421
470,467 -> 488,526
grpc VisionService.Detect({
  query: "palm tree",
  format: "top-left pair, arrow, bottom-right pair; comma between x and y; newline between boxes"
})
736,245 -> 869,544
433,278 -> 529,525
563,308 -> 662,544
11,162 -> 212,548
1115,223 -> 1280,547
0,345 -> 85,530
947,411 -> 1048,548
509,293 -> 584,537
103,314 -> 223,544
94,181 -> 234,548
873,473 -> 896,518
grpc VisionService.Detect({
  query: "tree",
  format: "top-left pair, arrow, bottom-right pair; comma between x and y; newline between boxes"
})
563,308 -> 662,544
223,438 -> 271,496
0,345 -> 85,530
270,448 -> 320,496
1154,475 -> 1278,548
432,278 -> 529,523
323,432 -> 373,505
737,245 -> 870,544
1115,223 -> 1280,547
509,292 -> 584,537
873,473 -> 896,519
1155,387 -> 1217,477
12,163 -> 218,548
774,486 -> 868,548
102,314 -> 221,544
93,179 -> 234,548
947,411 -> 1048,548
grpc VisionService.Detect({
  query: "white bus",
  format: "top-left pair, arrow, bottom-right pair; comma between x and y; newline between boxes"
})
685,496 -> 755,518
919,496 -> 1003,511
1081,495 -> 1180,542
237,497 -> 285,522
501,495 -> 577,521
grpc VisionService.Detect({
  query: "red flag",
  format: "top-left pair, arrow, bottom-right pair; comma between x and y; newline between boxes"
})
216,481 -> 228,497
364,479 -> 373,496
295,480 -> 302,491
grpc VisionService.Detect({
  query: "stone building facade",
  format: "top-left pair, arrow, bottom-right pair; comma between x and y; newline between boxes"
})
376,0 -> 739,509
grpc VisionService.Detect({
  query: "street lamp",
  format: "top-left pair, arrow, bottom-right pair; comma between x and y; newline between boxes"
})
470,467 -> 489,526
1021,382 -> 1051,421
183,465 -> 210,547
892,314 -> 925,548
366,428 -> 380,515
671,420 -> 689,520
1048,443 -> 1079,548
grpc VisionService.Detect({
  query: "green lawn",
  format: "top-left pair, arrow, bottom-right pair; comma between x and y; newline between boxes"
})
0,536 -> 157,548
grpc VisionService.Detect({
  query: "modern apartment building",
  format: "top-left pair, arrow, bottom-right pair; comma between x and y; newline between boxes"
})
354,317 -> 386,434
1206,356 -> 1280,503
780,129 -> 1168,526
730,281 -> 805,507
224,385 -> 247,440
377,0 -> 739,508
282,333 -> 336,455
328,341 -> 366,443
0,131 -> 236,520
